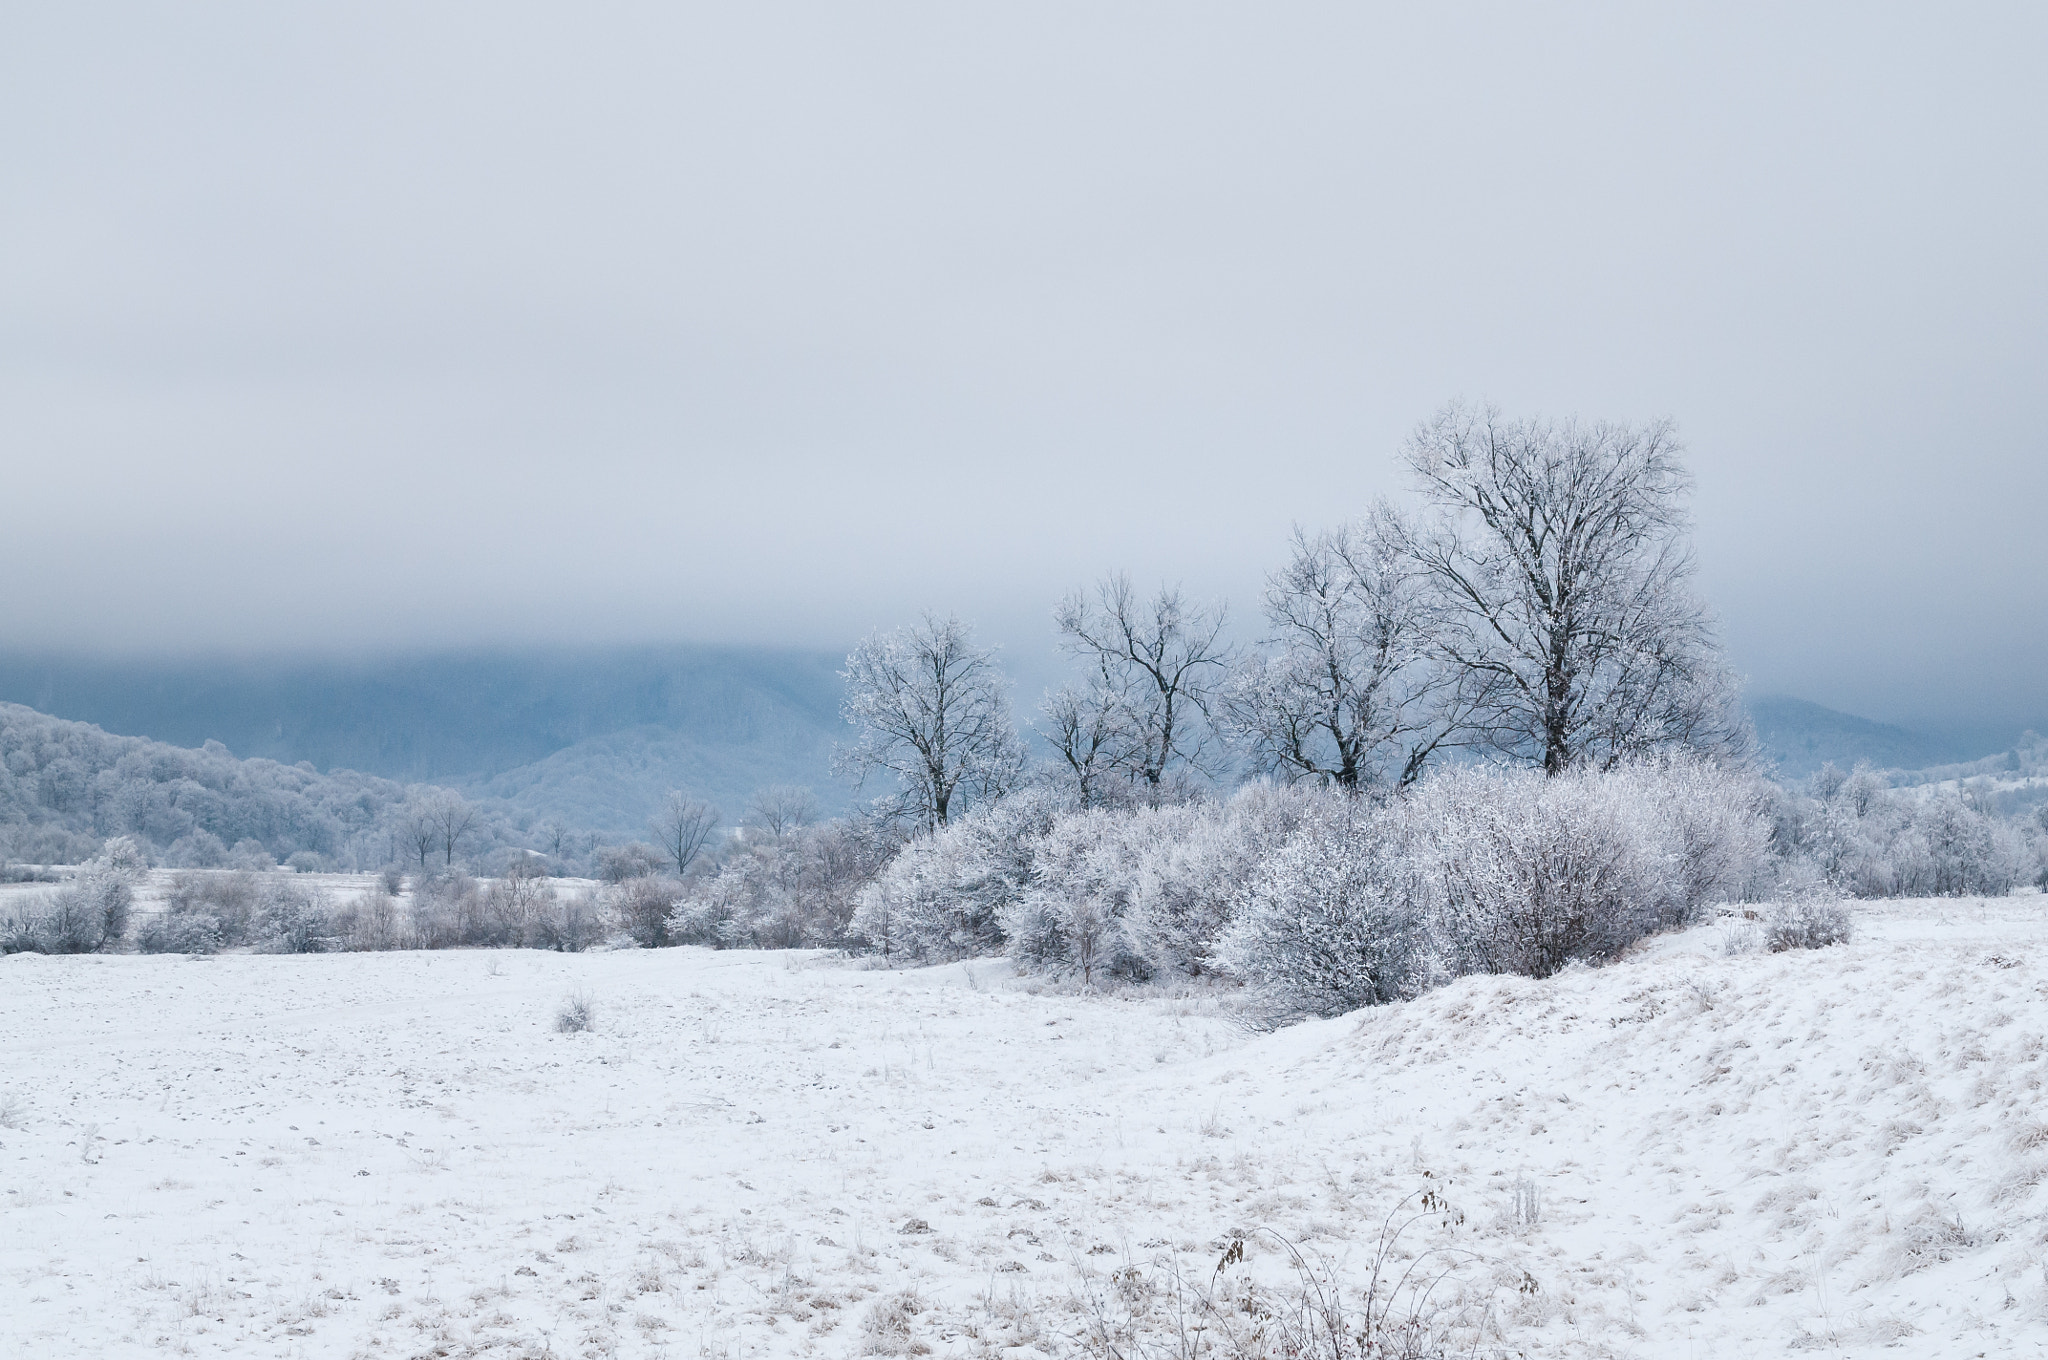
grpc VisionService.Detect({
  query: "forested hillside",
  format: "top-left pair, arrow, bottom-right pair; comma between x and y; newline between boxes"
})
0,646 -> 849,834
0,702 -> 541,870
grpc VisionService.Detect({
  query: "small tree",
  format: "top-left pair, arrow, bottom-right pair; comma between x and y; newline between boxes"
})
1226,509 -> 1460,790
836,613 -> 1024,831
1052,574 -> 1232,794
424,790 -> 480,867
651,792 -> 721,879
745,785 -> 818,840
395,796 -> 440,870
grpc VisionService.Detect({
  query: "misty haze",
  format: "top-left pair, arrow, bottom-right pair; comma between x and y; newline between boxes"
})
3,6 -> 2045,1359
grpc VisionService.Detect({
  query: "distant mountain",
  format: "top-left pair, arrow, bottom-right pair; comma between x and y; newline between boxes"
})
1748,695 -> 1958,781
0,646 -> 853,836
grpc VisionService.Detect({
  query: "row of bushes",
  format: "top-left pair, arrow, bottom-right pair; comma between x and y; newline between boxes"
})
822,759 -> 1771,1015
1,852 -> 612,956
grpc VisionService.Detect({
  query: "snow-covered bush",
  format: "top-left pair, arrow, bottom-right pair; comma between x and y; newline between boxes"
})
1212,800 -> 1435,1016
999,804 -> 1155,980
257,877 -> 336,953
1763,899 -> 1853,952
329,887 -> 403,951
137,909 -> 222,954
530,891 -> 603,953
555,990 -> 596,1033
1419,767 -> 1683,979
613,875 -> 683,948
1125,784 -> 1320,978
852,788 -> 1067,962
406,871 -> 482,948
0,837 -> 146,954
596,842 -> 667,884
669,814 -> 903,950
165,870 -> 261,944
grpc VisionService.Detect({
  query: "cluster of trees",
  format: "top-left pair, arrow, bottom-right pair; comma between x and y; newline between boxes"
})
581,403 -> 2036,1022
0,701 -> 578,876
11,401 -> 2040,1009
1768,762 -> 2046,899
834,405 -> 1751,832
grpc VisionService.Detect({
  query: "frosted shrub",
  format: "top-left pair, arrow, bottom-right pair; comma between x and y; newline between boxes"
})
0,837 -> 145,954
1609,758 -> 1772,918
330,888 -> 402,951
1001,805 -> 1154,979
852,788 -> 1066,962
535,891 -> 604,952
1419,767 -> 1667,979
1125,783 -> 1321,978
613,875 -> 683,948
406,871 -> 480,948
1764,899 -> 1853,951
670,814 -> 903,950
136,909 -> 221,954
165,870 -> 261,944
555,990 -> 596,1033
1213,801 -> 1434,1016
257,877 -> 336,953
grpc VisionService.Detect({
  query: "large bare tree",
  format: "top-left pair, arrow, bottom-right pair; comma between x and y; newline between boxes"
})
835,613 -> 1023,831
1050,574 -> 1232,793
1401,402 -> 1750,774
1226,507 -> 1462,789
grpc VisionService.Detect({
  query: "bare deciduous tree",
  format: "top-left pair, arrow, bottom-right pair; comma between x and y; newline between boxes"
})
835,613 -> 1024,831
398,798 -> 439,870
651,792 -> 721,879
1226,508 -> 1462,790
1401,402 -> 1750,774
422,790 -> 479,868
745,785 -> 818,840
1052,575 -> 1232,792
1038,661 -> 1134,809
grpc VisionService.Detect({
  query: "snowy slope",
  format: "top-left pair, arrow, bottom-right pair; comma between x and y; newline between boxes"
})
2,896 -> 2045,1358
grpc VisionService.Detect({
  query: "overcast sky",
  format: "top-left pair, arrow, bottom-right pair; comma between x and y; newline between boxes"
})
3,3 -> 2042,729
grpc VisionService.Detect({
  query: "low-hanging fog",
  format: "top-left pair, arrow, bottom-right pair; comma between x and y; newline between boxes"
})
2,3 -> 2042,734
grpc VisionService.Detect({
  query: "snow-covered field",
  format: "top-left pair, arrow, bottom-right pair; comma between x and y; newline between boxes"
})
4,895 -> 2046,1359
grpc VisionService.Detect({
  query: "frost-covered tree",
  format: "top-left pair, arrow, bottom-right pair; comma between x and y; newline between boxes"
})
1401,403 -> 1751,775
1037,668 -> 1133,809
423,790 -> 479,868
1227,509 -> 1460,790
836,614 -> 1024,831
1050,574 -> 1232,794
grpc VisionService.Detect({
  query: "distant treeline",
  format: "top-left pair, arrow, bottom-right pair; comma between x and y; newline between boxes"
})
0,702 -> 579,873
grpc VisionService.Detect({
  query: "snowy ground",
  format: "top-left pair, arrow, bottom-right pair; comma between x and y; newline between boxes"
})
3,895 -> 2046,1359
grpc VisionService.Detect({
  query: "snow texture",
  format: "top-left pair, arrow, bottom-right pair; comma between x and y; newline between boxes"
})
3,893 -> 2045,1358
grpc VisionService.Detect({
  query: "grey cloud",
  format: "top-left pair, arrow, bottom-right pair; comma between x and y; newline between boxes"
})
1,3 -> 2042,727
